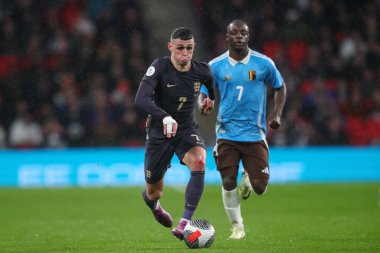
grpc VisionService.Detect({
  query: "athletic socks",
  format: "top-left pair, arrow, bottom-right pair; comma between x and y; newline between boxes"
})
183,171 -> 205,220
222,187 -> 243,228
143,171 -> 205,221
142,189 -> 158,210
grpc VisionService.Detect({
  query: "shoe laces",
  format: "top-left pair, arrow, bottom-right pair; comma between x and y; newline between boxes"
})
179,219 -> 189,229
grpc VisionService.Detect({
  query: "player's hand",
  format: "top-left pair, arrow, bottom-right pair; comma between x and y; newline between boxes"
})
198,94 -> 207,114
163,116 -> 177,138
200,98 -> 214,115
268,114 -> 281,129
269,120 -> 280,129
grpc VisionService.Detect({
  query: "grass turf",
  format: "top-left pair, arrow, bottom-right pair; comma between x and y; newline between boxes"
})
0,183 -> 379,253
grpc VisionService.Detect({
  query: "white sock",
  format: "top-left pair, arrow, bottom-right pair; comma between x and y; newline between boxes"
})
222,187 -> 243,228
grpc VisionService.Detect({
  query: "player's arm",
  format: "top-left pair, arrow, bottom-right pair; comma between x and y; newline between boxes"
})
268,83 -> 287,129
198,64 -> 216,115
266,61 -> 287,129
134,61 -> 177,137
134,73 -> 169,119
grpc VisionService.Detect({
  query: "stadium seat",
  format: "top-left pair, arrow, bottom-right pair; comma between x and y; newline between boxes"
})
346,116 -> 369,145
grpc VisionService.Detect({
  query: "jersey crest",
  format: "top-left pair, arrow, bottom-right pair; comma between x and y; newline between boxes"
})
194,81 -> 201,93
249,70 -> 256,80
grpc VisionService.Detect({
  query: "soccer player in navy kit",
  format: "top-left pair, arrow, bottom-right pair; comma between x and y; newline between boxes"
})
199,19 -> 287,239
134,27 -> 215,240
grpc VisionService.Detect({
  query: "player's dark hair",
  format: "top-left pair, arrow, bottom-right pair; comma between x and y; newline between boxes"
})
227,19 -> 248,33
170,27 -> 194,40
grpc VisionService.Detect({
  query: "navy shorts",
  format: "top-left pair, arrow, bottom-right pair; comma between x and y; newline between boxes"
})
144,124 -> 205,184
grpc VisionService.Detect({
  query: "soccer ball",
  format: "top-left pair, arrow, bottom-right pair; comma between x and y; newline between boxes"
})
183,219 -> 215,249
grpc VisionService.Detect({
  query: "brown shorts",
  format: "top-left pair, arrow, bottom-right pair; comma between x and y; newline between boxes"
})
213,139 -> 269,180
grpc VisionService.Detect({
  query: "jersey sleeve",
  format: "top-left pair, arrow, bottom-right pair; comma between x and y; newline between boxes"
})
200,63 -> 216,99
201,63 -> 215,100
267,61 -> 284,90
134,58 -> 170,119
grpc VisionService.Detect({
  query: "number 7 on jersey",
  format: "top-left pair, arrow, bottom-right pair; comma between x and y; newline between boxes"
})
177,96 -> 187,111
236,85 -> 244,101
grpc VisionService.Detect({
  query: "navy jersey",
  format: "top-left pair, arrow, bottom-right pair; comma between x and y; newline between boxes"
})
135,56 -> 215,131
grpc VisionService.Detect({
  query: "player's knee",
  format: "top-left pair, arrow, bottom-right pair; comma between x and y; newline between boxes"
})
251,179 -> 268,195
222,174 -> 237,191
191,157 -> 206,172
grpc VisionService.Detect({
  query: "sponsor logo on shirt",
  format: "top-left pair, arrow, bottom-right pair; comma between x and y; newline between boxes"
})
166,83 -> 179,88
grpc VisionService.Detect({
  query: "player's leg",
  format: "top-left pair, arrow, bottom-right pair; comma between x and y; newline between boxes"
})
171,133 -> 206,240
143,179 -> 173,227
142,138 -> 175,228
239,168 -> 252,200
241,141 -> 269,195
182,146 -> 206,215
215,139 -> 246,240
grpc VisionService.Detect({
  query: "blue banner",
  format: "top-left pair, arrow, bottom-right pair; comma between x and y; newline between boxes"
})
0,147 -> 379,187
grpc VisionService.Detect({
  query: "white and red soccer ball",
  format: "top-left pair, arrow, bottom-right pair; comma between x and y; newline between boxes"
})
183,219 -> 215,249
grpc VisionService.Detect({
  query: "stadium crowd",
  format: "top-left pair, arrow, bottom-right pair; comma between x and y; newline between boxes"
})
0,0 -> 379,148
0,0 -> 148,148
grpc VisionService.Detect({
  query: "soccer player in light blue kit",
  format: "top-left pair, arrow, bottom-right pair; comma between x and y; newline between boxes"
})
199,19 -> 287,239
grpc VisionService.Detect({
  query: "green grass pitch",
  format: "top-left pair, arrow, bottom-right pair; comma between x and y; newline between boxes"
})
1,183 -> 379,253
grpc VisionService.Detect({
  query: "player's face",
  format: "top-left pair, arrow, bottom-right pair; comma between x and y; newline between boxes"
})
168,38 -> 196,67
226,23 -> 249,51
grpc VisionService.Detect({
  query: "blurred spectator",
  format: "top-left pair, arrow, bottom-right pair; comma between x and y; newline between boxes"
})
0,125 -> 6,149
339,31 -> 367,62
42,117 -> 67,148
9,101 -> 43,148
367,88 -> 380,145
319,114 -> 349,145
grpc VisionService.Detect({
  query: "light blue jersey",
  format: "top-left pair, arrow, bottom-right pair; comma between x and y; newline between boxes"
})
201,49 -> 284,142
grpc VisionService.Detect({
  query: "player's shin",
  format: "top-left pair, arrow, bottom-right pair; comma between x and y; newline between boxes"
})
222,187 -> 243,228
183,171 -> 205,220
172,171 -> 205,240
222,187 -> 246,239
